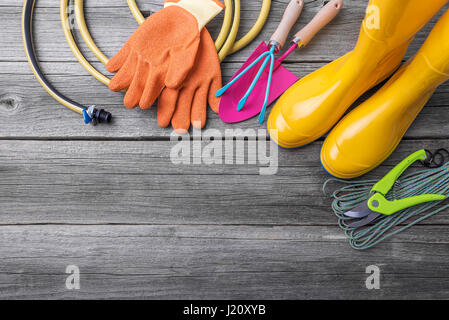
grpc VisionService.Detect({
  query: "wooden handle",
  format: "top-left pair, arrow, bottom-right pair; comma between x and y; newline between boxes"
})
270,0 -> 304,49
294,0 -> 343,46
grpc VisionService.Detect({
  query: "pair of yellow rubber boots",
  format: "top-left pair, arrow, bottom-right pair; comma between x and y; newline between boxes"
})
267,0 -> 449,179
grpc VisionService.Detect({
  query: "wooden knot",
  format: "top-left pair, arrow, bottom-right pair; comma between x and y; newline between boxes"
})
0,94 -> 21,114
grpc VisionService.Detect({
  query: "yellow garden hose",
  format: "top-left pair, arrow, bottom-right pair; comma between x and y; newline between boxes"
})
60,0 -> 109,86
125,0 -> 272,60
75,0 -> 110,65
23,0 -> 83,114
125,0 -> 238,60
75,0 -> 109,65
24,0 -> 270,124
218,0 -> 240,61
66,0 -> 272,87
22,0 -> 112,124
215,0 -> 233,51
127,0 -> 145,24
126,0 -> 234,55
230,0 -> 271,54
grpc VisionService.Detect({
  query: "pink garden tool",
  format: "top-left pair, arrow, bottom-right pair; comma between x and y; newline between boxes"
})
216,0 -> 343,124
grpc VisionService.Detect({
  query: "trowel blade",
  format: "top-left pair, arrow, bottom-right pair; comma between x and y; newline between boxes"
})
218,42 -> 299,124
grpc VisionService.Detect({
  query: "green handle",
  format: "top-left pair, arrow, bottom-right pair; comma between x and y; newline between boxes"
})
368,193 -> 446,215
371,149 -> 428,195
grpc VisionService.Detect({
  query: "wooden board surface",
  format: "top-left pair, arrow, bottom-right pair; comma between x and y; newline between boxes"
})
0,0 -> 449,299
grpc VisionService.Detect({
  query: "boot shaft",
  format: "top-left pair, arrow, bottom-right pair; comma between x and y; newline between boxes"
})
417,7 -> 449,77
354,0 -> 448,60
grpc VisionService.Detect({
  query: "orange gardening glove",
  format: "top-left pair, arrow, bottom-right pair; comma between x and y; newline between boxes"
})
106,0 -> 224,109
157,28 -> 222,133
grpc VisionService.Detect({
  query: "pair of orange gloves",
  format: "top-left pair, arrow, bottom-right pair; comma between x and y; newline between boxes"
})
107,0 -> 225,132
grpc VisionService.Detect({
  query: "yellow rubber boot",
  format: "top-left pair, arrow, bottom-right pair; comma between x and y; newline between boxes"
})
267,0 -> 448,149
321,8 -> 449,179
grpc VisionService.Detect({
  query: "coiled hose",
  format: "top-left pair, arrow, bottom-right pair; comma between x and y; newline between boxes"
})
70,0 -> 272,84
22,0 -> 271,124
21,0 -> 112,124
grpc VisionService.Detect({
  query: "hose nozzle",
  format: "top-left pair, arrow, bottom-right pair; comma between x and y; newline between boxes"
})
84,105 -> 112,125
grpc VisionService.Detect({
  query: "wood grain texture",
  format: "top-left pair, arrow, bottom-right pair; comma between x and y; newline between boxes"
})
1,0 -> 449,299
0,139 -> 448,226
0,0 -> 448,138
1,224 -> 449,299
1,61 -> 449,138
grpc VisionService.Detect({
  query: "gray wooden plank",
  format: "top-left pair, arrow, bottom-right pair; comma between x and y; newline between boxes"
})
1,60 -> 449,138
3,1 -> 448,62
0,0 -> 365,62
1,0 -> 449,301
1,138 -> 448,225
1,1 -> 449,138
0,0 -> 449,138
0,224 -> 449,299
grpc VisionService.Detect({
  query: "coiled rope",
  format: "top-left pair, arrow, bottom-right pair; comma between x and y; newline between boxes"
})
323,152 -> 449,250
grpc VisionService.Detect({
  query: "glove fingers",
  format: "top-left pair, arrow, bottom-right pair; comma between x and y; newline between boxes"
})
172,88 -> 195,133
158,88 -> 179,128
139,69 -> 165,110
191,87 -> 208,129
124,57 -> 150,109
165,41 -> 200,89
108,51 -> 137,92
106,43 -> 130,73
208,77 -> 222,114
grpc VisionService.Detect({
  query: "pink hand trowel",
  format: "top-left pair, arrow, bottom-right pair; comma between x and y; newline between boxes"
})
216,0 -> 343,124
